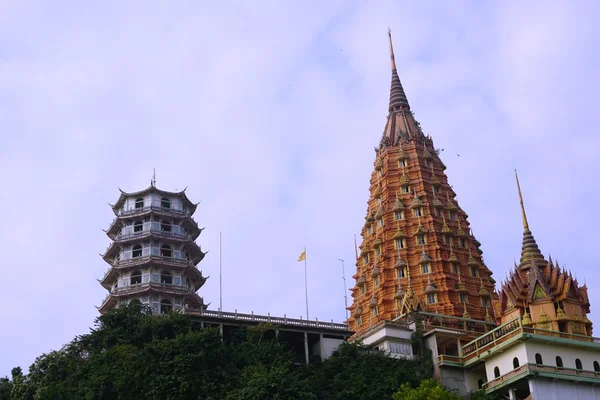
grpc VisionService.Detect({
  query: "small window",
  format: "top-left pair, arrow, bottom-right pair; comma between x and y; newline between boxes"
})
372,307 -> 378,317
425,159 -> 431,167
449,211 -> 456,220
444,235 -> 450,245
481,298 -> 489,307
556,356 -> 563,367
374,275 -> 380,287
161,221 -> 172,232
377,218 -> 383,227
494,367 -> 500,378
399,160 -> 407,168
161,197 -> 171,209
471,267 -> 477,277
160,270 -> 172,285
576,359 -> 583,370
435,208 -> 442,217
402,186 -> 410,193
135,198 -> 144,209
593,361 -> 599,372
160,245 -> 172,258
132,245 -> 142,258
413,208 -> 422,217
417,235 -> 426,245
460,239 -> 466,248
395,211 -> 403,220
427,293 -> 436,304
360,285 -> 366,295
513,357 -> 519,368
363,254 -> 369,263
367,226 -> 373,234
395,238 -> 404,249
535,353 -> 543,365
356,315 -> 362,326
376,197 -> 381,204
433,185 -> 440,193
375,246 -> 381,256
160,299 -> 172,314
397,267 -> 406,278
459,293 -> 467,303
134,221 -> 143,232
451,263 -> 458,273
130,270 -> 142,285
377,170 -> 383,177
422,264 -> 430,274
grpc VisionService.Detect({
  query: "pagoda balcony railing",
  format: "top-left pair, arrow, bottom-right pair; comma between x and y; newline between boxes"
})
116,224 -> 190,242
482,363 -> 600,391
462,318 -> 600,362
112,282 -> 195,295
182,308 -> 350,331
119,204 -> 189,217
113,254 -> 191,268
107,213 -> 199,233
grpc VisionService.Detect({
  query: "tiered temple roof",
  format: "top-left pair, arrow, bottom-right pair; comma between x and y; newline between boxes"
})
348,31 -> 497,333
495,171 -> 592,335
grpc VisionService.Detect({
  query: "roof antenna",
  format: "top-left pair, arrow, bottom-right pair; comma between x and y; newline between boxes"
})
151,168 -> 156,187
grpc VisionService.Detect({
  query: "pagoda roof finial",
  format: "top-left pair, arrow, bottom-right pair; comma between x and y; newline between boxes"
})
514,169 -> 529,230
387,29 -> 410,111
151,168 -> 156,187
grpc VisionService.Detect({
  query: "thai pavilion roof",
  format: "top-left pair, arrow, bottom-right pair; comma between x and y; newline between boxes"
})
110,185 -> 198,215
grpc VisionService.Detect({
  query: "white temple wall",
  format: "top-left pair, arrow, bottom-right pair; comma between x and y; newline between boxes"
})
529,377 -> 599,400
524,341 -> 600,370
484,342 -> 528,380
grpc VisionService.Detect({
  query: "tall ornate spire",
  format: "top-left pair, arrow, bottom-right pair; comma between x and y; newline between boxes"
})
387,29 -> 409,111
514,170 -> 546,270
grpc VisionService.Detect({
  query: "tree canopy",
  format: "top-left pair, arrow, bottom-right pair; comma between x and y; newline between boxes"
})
0,304 -> 468,399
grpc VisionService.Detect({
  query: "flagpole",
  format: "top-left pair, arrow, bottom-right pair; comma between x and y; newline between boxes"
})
304,247 -> 309,320
219,231 -> 223,312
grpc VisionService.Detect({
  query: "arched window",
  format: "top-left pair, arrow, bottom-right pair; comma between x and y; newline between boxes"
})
160,299 -> 172,314
161,197 -> 171,209
161,220 -> 172,232
135,198 -> 144,209
493,367 -> 500,378
130,270 -> 142,285
132,245 -> 142,258
576,359 -> 583,370
160,270 -> 172,285
160,244 -> 172,258
134,221 -> 143,232
535,353 -> 543,365
594,361 -> 599,372
556,356 -> 563,367
513,357 -> 519,368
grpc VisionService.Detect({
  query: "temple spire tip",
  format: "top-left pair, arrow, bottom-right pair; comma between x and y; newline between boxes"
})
387,28 -> 397,71
514,169 -> 529,230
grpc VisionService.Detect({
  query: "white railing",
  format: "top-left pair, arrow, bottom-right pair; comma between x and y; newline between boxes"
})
119,204 -> 188,217
112,282 -> 194,294
182,308 -> 349,331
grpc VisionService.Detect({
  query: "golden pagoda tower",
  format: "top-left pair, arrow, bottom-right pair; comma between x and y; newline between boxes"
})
348,31 -> 497,333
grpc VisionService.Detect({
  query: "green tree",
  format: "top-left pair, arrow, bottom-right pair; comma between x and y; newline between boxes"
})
393,379 -> 461,400
0,376 -> 12,400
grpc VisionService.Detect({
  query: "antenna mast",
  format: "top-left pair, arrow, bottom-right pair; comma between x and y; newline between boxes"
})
338,258 -> 349,321
219,231 -> 223,312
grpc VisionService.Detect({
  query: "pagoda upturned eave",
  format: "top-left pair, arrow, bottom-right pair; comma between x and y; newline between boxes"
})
109,186 -> 198,215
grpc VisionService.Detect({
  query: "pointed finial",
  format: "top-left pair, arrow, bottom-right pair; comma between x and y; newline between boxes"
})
514,169 -> 529,230
388,28 -> 397,71
151,168 -> 156,187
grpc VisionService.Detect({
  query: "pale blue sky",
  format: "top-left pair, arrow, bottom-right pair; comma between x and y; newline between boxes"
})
1,1 -> 599,377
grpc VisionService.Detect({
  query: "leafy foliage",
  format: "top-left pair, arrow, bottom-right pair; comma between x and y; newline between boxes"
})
393,379 -> 461,400
4,304 -> 448,399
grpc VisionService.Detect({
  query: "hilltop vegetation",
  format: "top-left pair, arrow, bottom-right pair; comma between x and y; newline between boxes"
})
0,304 -> 475,399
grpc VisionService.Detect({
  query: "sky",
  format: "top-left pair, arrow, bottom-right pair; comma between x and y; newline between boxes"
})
1,0 -> 599,377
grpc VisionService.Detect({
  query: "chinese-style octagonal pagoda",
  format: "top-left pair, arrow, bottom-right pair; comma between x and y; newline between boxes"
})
347,32 -> 498,333
98,182 -> 207,314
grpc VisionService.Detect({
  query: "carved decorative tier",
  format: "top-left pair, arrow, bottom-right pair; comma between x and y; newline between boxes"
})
347,32 -> 497,334
98,185 -> 208,314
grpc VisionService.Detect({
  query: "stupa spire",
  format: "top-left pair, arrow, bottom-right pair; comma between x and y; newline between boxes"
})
387,29 -> 410,111
514,170 -> 546,270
